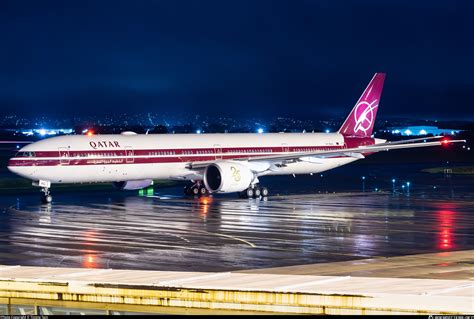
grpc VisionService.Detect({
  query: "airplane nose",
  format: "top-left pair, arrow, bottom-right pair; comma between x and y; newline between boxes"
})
7,158 -> 20,175
7,158 -> 15,173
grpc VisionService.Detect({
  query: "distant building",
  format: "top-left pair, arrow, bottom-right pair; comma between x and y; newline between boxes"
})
19,128 -> 73,136
382,126 -> 461,137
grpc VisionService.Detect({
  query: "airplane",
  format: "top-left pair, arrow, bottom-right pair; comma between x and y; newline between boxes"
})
7,73 -> 465,203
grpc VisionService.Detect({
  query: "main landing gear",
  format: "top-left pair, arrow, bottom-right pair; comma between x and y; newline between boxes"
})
184,181 -> 209,196
238,185 -> 269,199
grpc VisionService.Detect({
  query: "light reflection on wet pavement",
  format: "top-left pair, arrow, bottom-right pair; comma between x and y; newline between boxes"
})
1,183 -> 473,272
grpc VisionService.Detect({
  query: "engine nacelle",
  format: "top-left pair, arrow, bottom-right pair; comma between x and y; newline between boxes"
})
113,179 -> 154,190
204,161 -> 254,193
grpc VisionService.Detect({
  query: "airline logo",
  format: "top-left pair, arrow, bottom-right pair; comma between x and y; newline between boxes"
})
89,141 -> 121,149
230,166 -> 241,182
353,99 -> 378,135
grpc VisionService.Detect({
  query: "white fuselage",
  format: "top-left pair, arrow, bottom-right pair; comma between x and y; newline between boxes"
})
8,132 -> 365,184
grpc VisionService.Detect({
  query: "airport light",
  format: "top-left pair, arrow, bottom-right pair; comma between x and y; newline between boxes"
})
196,129 -> 202,134
257,128 -> 264,134
325,129 -> 330,133
39,129 -> 46,136
392,179 -> 396,192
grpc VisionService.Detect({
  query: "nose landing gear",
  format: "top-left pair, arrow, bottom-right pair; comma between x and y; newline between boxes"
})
33,180 -> 53,204
41,187 -> 53,204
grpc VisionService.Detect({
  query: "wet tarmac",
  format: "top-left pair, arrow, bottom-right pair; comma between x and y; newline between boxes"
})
0,162 -> 473,272
0,190 -> 473,271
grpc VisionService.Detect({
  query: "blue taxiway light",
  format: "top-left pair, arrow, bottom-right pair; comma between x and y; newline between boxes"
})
257,128 -> 264,134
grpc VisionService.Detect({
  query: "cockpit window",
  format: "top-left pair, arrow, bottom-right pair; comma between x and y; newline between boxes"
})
15,151 -> 36,158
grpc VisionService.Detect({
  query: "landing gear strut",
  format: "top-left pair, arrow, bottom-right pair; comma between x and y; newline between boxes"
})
41,187 -> 52,204
33,180 -> 52,204
239,185 -> 269,199
184,181 -> 209,197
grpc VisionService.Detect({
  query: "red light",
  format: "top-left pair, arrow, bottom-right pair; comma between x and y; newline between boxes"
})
442,139 -> 450,145
199,196 -> 212,218
437,209 -> 454,250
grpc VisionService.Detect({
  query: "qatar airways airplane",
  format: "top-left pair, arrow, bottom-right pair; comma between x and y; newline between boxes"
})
7,73 -> 465,203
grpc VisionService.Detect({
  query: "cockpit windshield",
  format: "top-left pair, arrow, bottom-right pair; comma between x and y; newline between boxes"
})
15,151 -> 36,158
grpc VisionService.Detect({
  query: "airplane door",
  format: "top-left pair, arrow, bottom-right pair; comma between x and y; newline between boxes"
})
58,147 -> 70,165
214,144 -> 222,160
125,146 -> 134,163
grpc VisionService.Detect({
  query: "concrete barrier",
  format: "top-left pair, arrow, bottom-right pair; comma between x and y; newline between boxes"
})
0,266 -> 472,315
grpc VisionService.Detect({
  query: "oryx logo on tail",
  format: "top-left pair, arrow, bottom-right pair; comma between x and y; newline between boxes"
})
338,73 -> 385,137
353,99 -> 378,134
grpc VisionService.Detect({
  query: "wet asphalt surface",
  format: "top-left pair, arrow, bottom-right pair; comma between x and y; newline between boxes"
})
0,163 -> 473,272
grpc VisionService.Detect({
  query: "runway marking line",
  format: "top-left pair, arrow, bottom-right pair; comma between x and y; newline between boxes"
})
206,232 -> 257,248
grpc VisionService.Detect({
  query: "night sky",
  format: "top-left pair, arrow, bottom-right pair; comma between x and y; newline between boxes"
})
1,0 -> 473,120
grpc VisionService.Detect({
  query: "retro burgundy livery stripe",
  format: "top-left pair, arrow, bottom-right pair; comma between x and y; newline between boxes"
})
8,145 -> 350,167
8,137 -> 375,167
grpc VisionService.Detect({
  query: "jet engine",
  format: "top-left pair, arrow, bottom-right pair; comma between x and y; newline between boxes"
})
113,179 -> 154,190
204,161 -> 254,193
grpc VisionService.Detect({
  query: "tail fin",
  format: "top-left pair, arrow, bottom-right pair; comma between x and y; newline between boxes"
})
338,73 -> 385,137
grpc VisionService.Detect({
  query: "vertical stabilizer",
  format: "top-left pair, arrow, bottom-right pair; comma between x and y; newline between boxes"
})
338,73 -> 385,137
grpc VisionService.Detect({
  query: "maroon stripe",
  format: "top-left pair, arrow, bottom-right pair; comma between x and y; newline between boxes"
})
19,145 -> 345,158
9,154 -> 267,166
9,139 -> 375,167
9,143 -> 363,167
8,153 -> 354,167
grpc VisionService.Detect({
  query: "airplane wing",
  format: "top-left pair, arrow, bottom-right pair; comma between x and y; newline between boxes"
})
187,138 -> 466,170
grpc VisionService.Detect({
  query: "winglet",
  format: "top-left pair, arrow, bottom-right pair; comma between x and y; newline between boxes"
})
338,73 -> 385,137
